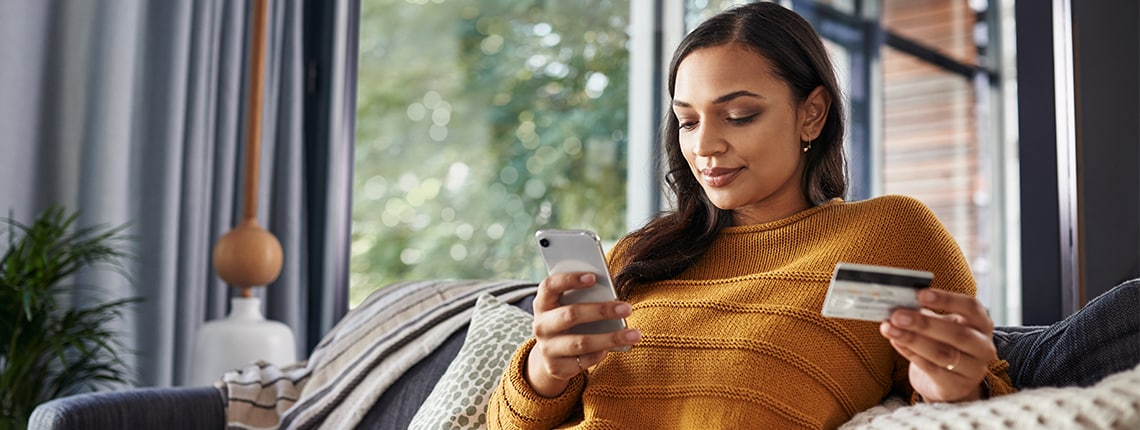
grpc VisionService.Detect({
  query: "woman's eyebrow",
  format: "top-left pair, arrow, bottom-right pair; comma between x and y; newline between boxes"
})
672,90 -> 764,108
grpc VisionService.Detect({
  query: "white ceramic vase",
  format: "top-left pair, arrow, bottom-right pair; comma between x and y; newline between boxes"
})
189,296 -> 296,386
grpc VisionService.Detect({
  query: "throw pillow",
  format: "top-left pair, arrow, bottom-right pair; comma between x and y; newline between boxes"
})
408,293 -> 534,429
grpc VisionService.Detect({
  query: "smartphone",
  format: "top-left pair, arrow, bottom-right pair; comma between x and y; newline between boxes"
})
535,229 -> 629,343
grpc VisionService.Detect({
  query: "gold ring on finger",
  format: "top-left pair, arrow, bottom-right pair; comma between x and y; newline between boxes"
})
945,349 -> 962,372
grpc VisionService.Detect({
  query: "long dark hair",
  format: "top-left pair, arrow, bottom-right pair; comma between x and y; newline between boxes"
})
613,2 -> 847,298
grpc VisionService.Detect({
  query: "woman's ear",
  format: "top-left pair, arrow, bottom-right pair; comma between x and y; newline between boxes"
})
800,86 -> 831,142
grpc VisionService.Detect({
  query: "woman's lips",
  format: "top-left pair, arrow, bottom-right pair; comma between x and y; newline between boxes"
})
700,167 -> 743,187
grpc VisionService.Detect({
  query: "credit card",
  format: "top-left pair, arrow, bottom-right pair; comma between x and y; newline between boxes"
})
820,263 -> 934,322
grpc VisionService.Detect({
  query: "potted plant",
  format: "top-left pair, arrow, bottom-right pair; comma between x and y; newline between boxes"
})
0,206 -> 137,429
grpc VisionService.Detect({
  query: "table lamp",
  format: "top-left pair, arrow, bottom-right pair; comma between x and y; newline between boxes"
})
189,0 -> 296,386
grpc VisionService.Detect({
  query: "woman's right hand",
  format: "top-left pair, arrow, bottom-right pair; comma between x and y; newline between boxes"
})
526,272 -> 642,397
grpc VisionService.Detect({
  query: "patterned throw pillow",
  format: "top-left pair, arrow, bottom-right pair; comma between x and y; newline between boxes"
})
408,293 -> 534,429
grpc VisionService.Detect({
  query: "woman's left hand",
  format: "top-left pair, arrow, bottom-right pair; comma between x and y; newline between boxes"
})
880,288 -> 997,402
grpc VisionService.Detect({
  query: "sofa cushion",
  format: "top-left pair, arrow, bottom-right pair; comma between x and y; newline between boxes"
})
994,279 -> 1140,389
217,279 -> 537,430
407,293 -> 534,429
356,295 -> 535,430
355,323 -> 466,430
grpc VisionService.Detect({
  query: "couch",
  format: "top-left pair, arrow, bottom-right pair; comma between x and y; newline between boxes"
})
28,278 -> 1140,429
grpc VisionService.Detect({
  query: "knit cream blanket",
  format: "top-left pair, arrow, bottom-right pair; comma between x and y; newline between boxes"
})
841,363 -> 1140,429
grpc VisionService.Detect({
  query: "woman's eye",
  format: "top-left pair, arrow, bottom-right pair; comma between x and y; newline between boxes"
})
678,120 -> 698,130
728,114 -> 758,125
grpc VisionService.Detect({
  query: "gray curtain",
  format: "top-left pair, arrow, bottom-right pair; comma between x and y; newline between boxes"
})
0,0 -> 355,387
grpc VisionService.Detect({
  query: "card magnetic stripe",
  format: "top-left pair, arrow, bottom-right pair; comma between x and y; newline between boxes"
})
834,269 -> 931,288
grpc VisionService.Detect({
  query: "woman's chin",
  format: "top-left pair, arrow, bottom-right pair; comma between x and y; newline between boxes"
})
704,195 -> 742,211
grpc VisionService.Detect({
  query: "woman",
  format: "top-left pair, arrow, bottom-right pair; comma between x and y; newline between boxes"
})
488,3 -> 1014,428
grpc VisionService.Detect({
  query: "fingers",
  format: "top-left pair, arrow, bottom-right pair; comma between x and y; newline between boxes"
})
532,329 -> 642,382
534,300 -> 632,337
541,329 -> 642,363
530,271 -> 642,384
891,340 -> 983,402
534,272 -> 598,313
880,289 -> 997,402
915,288 -> 993,333
882,289 -> 996,360
882,308 -> 994,362
534,271 -> 635,339
881,320 -> 981,378
533,301 -> 640,356
882,318 -> 985,402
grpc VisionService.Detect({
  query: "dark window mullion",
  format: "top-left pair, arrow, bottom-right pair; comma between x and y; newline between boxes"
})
883,31 -> 995,80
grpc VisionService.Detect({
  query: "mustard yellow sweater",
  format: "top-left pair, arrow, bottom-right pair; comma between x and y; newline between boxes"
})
488,196 -> 1014,429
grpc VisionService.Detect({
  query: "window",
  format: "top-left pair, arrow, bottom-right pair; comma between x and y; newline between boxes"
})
877,0 -> 1018,324
352,0 -> 1020,324
352,0 -> 630,305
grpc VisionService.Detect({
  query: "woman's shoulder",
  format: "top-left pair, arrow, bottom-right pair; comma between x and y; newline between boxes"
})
830,195 -> 942,230
840,194 -> 935,216
605,233 -> 638,267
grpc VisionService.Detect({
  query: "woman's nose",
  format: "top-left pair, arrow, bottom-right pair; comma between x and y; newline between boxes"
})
690,124 -> 727,157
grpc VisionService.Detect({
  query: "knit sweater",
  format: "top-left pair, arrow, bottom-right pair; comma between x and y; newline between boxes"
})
488,195 -> 1015,429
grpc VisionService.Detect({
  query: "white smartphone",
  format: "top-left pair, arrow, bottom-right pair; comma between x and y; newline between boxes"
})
535,229 -> 629,343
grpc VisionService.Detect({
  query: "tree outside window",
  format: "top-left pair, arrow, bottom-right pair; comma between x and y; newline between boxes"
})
353,0 -> 630,305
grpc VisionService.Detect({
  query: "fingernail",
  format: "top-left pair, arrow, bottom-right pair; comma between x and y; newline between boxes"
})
579,273 -> 595,284
894,313 -> 913,327
614,302 -> 631,317
919,290 -> 937,303
624,330 -> 641,342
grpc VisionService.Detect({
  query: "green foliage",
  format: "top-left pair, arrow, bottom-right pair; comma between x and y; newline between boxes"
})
352,0 -> 630,304
0,207 -> 137,429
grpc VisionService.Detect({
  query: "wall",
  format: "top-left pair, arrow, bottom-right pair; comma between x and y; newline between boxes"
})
1072,0 -> 1140,301
1017,0 -> 1140,324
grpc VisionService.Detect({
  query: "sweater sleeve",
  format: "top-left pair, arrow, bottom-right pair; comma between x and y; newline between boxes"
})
982,359 -> 1017,398
487,338 -> 586,429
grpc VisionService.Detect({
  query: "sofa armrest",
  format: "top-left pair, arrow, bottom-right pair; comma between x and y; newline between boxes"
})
28,386 -> 225,430
994,279 -> 1140,389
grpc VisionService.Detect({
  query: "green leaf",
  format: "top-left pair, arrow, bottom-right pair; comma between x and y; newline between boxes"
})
0,205 -> 138,427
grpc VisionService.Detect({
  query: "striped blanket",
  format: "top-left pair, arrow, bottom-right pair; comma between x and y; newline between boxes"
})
215,279 -> 539,430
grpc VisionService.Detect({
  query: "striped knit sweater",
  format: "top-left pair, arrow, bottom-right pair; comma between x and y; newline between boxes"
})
488,195 -> 1014,429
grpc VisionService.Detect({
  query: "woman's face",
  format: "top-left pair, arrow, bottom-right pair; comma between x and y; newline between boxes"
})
672,43 -> 823,225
